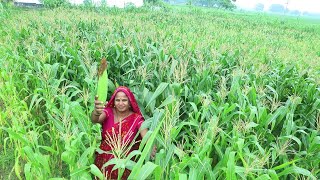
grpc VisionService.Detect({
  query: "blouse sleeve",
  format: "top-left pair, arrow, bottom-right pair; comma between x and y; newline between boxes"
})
103,108 -> 110,119
101,108 -> 115,140
101,108 -> 111,128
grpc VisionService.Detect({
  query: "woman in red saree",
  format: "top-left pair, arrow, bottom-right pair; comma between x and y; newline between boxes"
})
91,86 -> 153,179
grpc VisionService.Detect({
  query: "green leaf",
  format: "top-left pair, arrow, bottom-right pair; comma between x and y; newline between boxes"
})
77,147 -> 95,167
136,161 -> 160,180
70,101 -> 90,133
158,95 -> 176,108
125,150 -> 141,162
129,109 -> 165,179
22,146 -> 37,164
278,166 -> 316,179
38,145 -> 57,154
70,166 -> 89,177
24,163 -> 32,180
267,170 -> 279,180
47,112 -> 64,132
265,106 -> 287,128
163,143 -> 175,169
0,127 -> 29,145
90,164 -> 104,180
146,83 -> 168,108
61,151 -> 75,165
35,154 -> 51,175
189,167 -> 200,179
254,174 -> 271,180
226,151 -> 236,180
272,159 -> 299,171
178,173 -> 188,180
278,135 -> 302,150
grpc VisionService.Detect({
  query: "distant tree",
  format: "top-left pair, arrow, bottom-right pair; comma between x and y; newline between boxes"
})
2,0 -> 13,3
197,0 -> 235,9
1,0 -> 14,6
187,0 -> 194,6
269,4 -> 285,13
289,10 -> 300,16
218,0 -> 236,9
41,0 -> 68,8
255,3 -> 264,11
144,0 -> 161,3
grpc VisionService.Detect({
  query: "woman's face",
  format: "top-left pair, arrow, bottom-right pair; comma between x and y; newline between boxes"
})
114,91 -> 131,113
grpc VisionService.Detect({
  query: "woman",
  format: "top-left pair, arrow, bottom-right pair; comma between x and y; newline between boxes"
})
91,86 -> 155,179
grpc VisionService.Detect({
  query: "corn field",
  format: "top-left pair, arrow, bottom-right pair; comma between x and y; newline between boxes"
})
0,4 -> 320,179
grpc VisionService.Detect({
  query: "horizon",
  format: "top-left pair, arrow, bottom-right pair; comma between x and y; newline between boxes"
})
234,0 -> 320,14
12,0 -> 320,15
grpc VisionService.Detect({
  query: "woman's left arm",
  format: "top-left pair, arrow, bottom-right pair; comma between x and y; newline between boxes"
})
140,128 -> 148,138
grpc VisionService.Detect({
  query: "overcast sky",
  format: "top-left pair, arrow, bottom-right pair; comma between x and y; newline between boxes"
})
234,0 -> 320,13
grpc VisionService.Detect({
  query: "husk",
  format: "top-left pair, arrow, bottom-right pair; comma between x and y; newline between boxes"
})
97,58 -> 108,102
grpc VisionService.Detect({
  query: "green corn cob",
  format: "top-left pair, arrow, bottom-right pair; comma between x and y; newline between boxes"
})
97,58 -> 108,102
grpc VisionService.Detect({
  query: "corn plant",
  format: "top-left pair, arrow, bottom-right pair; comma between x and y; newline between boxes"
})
0,4 -> 319,180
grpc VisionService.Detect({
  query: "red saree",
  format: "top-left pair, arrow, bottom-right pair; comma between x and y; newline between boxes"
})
94,87 -> 144,179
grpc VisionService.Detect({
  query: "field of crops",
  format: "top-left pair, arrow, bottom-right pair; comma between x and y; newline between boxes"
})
0,3 -> 320,179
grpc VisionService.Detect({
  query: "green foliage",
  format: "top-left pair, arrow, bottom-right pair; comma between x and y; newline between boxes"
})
196,0 -> 236,9
41,0 -> 68,8
0,5 -> 320,180
0,2 -> 4,13
144,0 -> 161,4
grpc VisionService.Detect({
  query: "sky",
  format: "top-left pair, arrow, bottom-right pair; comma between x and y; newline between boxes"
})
234,0 -> 320,13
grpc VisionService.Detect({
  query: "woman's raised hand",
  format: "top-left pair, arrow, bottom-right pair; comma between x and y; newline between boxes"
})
94,96 -> 107,116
